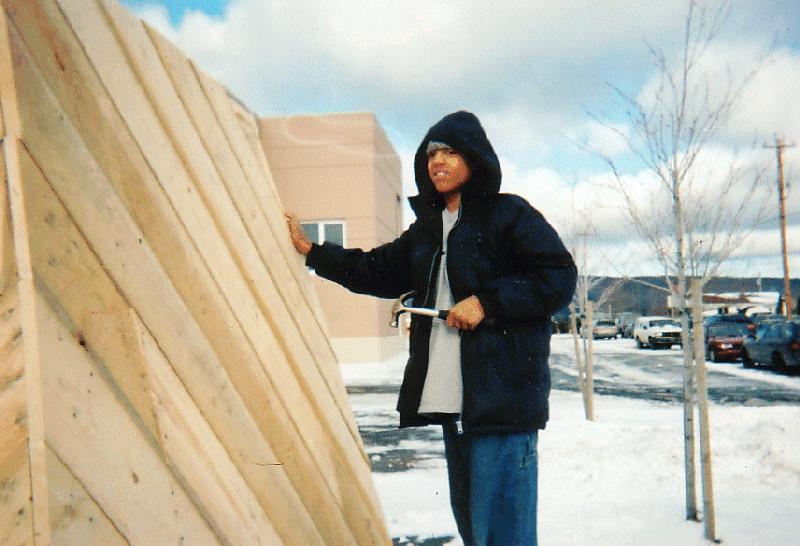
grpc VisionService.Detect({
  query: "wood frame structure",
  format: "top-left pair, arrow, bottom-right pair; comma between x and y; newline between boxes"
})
0,0 -> 388,543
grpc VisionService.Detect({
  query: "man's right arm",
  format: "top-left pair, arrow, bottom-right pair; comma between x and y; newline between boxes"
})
285,212 -> 414,299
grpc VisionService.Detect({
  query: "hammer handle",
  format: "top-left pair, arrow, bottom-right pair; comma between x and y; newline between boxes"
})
405,307 -> 449,320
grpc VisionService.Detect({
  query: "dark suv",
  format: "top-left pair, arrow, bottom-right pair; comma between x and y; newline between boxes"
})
743,319 -> 800,372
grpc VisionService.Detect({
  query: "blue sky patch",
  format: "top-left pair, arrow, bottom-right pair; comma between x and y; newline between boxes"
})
119,0 -> 227,25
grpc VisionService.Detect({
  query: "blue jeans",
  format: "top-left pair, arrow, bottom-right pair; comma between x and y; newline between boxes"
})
442,423 -> 539,546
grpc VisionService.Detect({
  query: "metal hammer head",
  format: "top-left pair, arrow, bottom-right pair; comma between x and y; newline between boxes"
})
390,291 -> 417,328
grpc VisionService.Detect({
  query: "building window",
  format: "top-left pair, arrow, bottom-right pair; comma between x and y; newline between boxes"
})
301,220 -> 345,247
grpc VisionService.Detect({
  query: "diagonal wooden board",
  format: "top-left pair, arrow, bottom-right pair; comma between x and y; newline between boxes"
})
2,2 -> 360,538
0,92 -> 33,544
0,0 -> 390,543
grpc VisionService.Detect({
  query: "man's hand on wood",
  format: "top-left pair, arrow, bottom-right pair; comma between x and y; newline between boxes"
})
446,295 -> 485,331
284,212 -> 313,255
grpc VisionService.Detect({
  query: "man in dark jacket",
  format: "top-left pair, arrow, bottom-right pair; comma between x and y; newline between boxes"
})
286,111 -> 576,546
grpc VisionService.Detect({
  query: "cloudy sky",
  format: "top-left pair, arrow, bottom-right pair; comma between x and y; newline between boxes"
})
120,0 -> 799,280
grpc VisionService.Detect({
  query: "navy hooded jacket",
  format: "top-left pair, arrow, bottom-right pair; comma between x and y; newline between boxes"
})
307,111 -> 577,433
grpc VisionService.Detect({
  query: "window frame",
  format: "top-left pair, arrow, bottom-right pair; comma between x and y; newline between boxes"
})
300,219 -> 346,247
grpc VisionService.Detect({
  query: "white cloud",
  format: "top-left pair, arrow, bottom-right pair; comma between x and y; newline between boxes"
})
126,0 -> 800,277
578,121 -> 630,158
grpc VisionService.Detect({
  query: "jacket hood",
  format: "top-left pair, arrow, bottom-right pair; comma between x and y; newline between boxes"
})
410,111 -> 501,216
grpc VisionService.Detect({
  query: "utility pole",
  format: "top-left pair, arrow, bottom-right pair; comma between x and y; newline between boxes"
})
765,136 -> 795,318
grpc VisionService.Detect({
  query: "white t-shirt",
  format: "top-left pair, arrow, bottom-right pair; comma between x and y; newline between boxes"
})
418,207 -> 463,415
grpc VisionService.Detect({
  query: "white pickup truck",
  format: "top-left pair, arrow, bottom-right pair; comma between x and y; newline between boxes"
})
634,316 -> 682,349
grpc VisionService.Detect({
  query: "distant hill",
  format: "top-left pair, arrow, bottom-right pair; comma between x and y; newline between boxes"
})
583,276 -> 799,317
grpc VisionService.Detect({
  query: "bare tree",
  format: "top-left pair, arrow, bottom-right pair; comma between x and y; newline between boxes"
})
585,0 -> 772,539
560,192 -> 626,421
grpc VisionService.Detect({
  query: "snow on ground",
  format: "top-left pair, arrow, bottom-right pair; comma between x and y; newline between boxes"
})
343,340 -> 800,545
551,334 -> 800,392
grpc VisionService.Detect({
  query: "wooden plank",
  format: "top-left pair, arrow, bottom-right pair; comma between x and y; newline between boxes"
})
188,53 -> 370,463
33,290 -> 220,545
70,3 -> 384,541
0,44 -> 30,538
14,118 -> 326,544
0,12 -> 48,535
193,62 -> 335,343
192,67 -> 386,532
46,446 -> 127,546
198,69 -> 351,441
0,300 -> 25,469
229,96 -> 273,180
19,97 -> 160,440
128,11 -> 382,535
234,98 -> 357,444
65,0 -> 343,500
0,285 -> 21,385
144,20 -> 363,458
150,23 -> 337,385
6,1 -> 385,542
0,370 -> 26,473
131,308 -> 289,546
0,145 -> 16,295
2,6 -> 351,541
99,0 -> 349,429
5,200 -> 47,545
0,289 -> 32,546
225,99 -> 336,329
0,438 -> 32,546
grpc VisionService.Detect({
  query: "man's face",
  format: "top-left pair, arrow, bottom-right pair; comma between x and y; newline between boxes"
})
427,147 -> 471,196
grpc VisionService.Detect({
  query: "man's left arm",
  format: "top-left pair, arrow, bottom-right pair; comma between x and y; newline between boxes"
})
475,199 -> 577,322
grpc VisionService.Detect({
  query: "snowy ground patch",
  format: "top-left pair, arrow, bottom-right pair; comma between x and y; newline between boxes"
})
343,343 -> 800,545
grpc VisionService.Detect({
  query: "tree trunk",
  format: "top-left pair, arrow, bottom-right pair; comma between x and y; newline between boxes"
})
569,305 -> 589,419
584,301 -> 595,421
673,174 -> 698,520
691,279 -> 716,541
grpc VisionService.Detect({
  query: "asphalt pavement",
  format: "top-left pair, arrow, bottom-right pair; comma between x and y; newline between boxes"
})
549,337 -> 800,406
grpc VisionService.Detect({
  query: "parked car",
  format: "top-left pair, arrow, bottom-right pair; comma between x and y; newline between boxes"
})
703,313 -> 751,330
634,316 -> 682,349
592,319 -> 618,339
746,313 -> 785,334
742,318 -> 800,372
705,320 -> 750,362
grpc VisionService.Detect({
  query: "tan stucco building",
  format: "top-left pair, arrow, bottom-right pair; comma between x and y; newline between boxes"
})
259,113 -> 406,362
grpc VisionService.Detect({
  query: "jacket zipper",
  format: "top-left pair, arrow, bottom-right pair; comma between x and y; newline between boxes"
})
422,207 -> 462,308
421,246 -> 441,308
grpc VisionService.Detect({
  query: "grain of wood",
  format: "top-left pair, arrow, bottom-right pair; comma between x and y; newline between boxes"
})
14,105 -> 330,544
20,144 -> 161,439
62,0 -> 348,504
132,308 -> 302,545
101,0 -> 356,445
73,3 -> 382,539
0,331 -> 25,467
0,0 -> 388,542
192,62 -> 373,466
4,2 -> 364,541
45,446 -> 127,546
145,22 -> 365,460
192,62 -> 329,322
230,101 -> 335,342
0,150 -> 16,295
0,438 -> 33,546
0,288 -> 32,546
34,290 -> 220,545
0,13 -> 49,534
